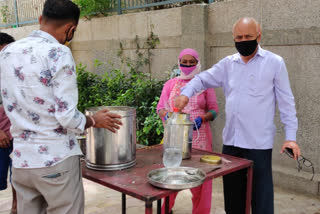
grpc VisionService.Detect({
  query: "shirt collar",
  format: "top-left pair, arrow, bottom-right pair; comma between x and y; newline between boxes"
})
232,45 -> 266,63
256,45 -> 266,57
29,30 -> 60,44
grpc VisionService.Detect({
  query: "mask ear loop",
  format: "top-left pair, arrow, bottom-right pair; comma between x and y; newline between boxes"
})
64,27 -> 75,45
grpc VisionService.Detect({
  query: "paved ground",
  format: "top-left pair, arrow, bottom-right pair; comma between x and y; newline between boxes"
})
0,177 -> 319,214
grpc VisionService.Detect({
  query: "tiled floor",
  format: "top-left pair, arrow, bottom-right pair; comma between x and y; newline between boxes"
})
0,177 -> 319,214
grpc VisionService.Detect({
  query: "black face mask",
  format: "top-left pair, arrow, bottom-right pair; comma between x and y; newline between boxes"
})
235,39 -> 258,56
180,64 -> 196,68
64,27 -> 75,45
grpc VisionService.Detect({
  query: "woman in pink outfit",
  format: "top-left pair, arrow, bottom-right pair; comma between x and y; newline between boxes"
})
157,48 -> 219,214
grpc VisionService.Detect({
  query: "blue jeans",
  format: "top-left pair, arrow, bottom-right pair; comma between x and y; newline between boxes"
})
0,142 -> 13,190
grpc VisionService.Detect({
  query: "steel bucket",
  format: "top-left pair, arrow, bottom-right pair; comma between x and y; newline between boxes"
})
85,106 -> 136,171
76,136 -> 86,159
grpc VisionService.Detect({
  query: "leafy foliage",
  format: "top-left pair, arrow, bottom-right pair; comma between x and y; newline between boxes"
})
73,0 -> 220,20
77,61 -> 166,145
0,5 -> 9,23
73,0 -> 114,18
117,25 -> 160,74
137,97 -> 164,145
77,28 -> 166,145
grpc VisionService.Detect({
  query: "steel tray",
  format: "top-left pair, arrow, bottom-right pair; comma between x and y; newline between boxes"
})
147,167 -> 206,190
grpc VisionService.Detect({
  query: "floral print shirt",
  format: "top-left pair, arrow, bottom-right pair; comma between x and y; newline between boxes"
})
0,30 -> 86,168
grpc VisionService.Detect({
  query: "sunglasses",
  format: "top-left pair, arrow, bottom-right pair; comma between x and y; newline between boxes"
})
284,148 -> 315,181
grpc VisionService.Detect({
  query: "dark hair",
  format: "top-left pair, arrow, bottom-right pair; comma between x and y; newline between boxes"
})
42,0 -> 80,25
0,32 -> 15,45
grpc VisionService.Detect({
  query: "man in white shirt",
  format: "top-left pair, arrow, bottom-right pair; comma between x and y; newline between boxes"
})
175,17 -> 301,214
0,0 -> 122,213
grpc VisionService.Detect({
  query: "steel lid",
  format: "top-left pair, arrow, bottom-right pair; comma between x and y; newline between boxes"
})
200,155 -> 222,165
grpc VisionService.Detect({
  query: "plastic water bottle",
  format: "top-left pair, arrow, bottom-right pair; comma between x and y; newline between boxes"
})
163,107 -> 184,168
163,148 -> 182,168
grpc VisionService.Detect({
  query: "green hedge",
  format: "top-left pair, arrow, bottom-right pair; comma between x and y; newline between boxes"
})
76,61 -> 166,145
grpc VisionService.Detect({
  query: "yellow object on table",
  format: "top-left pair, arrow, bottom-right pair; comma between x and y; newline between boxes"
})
200,155 -> 222,164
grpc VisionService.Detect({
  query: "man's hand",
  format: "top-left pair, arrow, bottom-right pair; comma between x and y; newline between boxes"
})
92,109 -> 123,133
281,140 -> 301,160
174,95 -> 189,111
0,130 -> 10,148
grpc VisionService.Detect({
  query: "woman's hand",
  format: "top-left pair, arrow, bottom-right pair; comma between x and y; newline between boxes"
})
193,116 -> 203,130
164,112 -> 169,121
159,109 -> 168,120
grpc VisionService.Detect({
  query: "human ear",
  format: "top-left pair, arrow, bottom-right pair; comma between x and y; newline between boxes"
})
257,33 -> 262,43
38,15 -> 42,24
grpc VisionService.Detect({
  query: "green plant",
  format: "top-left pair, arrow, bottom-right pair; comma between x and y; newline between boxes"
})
0,5 -> 9,23
137,97 -> 164,145
77,29 -> 165,145
77,61 -> 166,145
73,0 -> 113,18
117,25 -> 160,76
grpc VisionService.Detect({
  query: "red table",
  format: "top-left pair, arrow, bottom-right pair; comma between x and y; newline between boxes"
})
82,145 -> 253,214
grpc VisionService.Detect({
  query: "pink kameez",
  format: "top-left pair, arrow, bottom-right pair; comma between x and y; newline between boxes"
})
157,77 -> 218,150
157,77 -> 219,214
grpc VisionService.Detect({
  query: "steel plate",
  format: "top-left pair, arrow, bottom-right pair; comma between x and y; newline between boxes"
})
147,167 -> 206,190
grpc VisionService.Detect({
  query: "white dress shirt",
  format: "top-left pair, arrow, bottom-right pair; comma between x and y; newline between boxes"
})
181,47 -> 298,149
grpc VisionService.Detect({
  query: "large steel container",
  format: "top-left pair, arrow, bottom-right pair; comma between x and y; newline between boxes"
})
85,106 -> 136,171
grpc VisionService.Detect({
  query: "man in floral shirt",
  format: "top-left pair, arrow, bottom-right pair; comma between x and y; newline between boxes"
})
0,32 -> 17,214
0,0 -> 122,213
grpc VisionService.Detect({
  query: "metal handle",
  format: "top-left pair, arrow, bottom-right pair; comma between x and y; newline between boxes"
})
193,120 -> 200,142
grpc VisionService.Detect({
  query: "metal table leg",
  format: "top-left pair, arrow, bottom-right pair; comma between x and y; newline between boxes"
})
145,201 -> 153,214
245,165 -> 253,214
157,199 -> 161,214
122,193 -> 126,214
165,196 -> 169,214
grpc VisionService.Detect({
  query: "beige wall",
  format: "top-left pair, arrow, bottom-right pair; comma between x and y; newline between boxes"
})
71,7 -> 183,78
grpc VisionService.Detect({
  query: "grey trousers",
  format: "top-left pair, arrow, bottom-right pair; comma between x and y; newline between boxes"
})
12,156 -> 84,214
